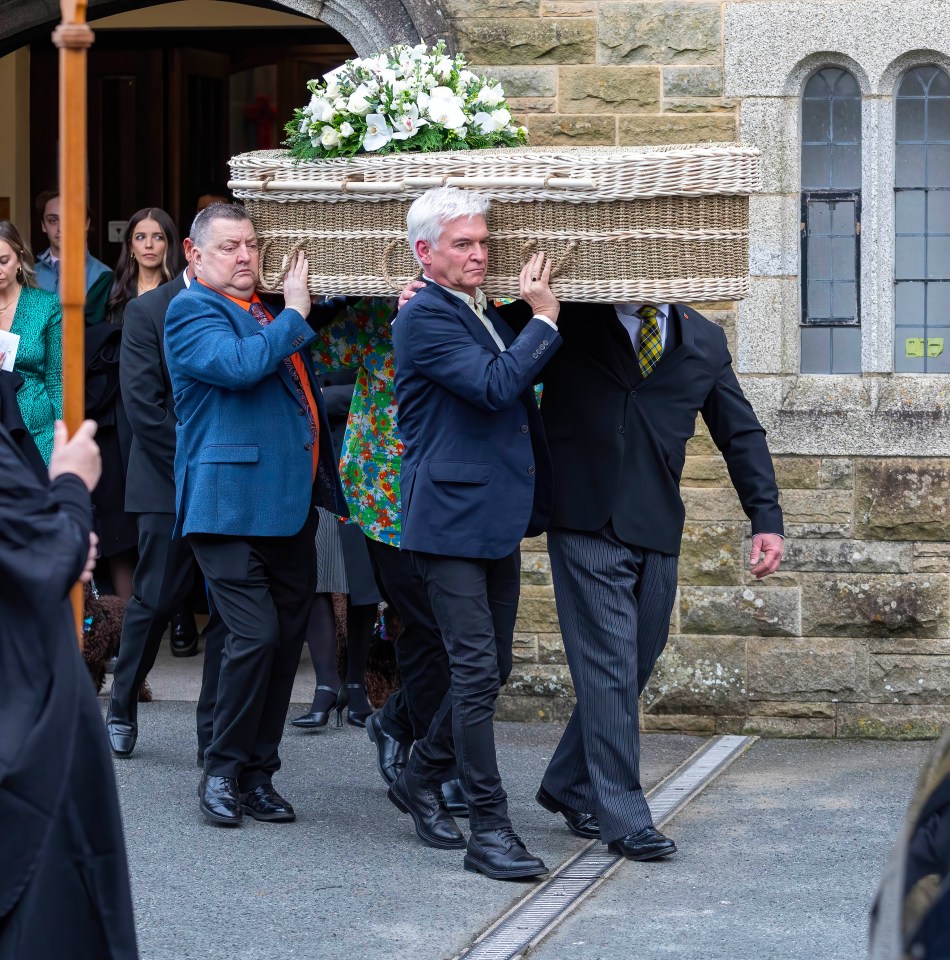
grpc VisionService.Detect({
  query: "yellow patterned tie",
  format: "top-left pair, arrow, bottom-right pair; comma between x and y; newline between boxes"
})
637,305 -> 664,377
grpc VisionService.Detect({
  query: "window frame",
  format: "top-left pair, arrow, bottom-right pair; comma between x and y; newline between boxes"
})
799,190 -> 862,327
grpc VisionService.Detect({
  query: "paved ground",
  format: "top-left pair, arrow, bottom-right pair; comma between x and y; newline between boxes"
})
103,651 -> 931,960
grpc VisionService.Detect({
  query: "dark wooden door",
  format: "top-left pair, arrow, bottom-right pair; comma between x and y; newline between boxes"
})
168,49 -> 230,235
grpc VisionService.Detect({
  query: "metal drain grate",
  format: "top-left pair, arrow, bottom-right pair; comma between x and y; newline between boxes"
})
455,734 -> 753,960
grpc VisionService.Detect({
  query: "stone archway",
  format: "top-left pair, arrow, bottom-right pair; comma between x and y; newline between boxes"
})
0,0 -> 453,56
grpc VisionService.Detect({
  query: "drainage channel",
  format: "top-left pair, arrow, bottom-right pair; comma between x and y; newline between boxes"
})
454,734 -> 755,960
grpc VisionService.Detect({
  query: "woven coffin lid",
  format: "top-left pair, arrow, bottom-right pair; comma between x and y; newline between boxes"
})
229,144 -> 761,204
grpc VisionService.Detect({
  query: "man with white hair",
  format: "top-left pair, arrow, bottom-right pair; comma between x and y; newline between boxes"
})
390,187 -> 560,880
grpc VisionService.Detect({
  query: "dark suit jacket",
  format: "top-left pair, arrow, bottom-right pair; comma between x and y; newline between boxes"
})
392,282 -> 560,559
503,300 -> 783,557
121,273 -> 185,514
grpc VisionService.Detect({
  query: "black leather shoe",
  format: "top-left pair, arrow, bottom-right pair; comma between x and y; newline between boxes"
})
464,827 -> 548,880
170,612 -> 199,658
388,771 -> 466,849
105,696 -> 137,758
536,785 -> 600,839
608,826 -> 676,861
199,775 -> 242,826
441,778 -> 469,818
241,783 -> 296,822
366,712 -> 410,785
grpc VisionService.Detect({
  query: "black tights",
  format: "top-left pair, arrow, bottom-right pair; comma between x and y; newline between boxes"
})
304,593 -> 375,715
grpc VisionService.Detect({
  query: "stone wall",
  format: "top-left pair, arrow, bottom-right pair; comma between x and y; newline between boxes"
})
480,1 -> 950,738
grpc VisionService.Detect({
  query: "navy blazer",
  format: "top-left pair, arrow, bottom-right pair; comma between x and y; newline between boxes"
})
392,282 -> 560,559
164,281 -> 347,538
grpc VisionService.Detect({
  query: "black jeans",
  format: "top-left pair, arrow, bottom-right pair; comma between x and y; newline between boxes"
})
189,508 -> 318,792
405,549 -> 518,832
365,536 -> 452,746
112,512 -> 225,756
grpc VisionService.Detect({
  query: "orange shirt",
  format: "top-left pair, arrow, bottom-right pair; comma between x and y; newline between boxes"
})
197,279 -> 319,478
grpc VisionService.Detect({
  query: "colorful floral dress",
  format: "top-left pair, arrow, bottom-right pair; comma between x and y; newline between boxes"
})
311,298 -> 403,546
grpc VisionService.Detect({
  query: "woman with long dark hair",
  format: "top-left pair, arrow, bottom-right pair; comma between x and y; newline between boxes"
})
89,207 -> 184,600
106,207 -> 183,325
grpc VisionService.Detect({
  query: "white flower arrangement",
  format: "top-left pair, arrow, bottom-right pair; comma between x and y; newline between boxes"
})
284,40 -> 528,159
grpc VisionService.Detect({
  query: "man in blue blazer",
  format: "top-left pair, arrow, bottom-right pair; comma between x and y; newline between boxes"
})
164,203 -> 347,827
390,187 -> 561,880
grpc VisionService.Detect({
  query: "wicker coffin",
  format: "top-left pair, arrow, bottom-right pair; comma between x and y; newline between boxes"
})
228,145 -> 760,303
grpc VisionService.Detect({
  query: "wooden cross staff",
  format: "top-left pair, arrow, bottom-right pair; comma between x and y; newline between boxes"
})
54,0 -> 94,641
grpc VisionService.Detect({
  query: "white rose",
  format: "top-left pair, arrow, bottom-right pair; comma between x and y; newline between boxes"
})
320,126 -> 341,149
339,121 -> 355,138
491,107 -> 511,128
347,86 -> 373,116
476,84 -> 505,108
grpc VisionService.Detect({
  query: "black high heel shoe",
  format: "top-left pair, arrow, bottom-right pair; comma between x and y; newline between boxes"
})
291,685 -> 338,729
335,683 -> 372,728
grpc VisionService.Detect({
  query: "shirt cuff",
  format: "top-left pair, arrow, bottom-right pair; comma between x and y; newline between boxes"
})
534,314 -> 558,331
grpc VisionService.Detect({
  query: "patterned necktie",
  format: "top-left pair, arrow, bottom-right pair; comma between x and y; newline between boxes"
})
637,305 -> 664,378
249,300 -> 269,326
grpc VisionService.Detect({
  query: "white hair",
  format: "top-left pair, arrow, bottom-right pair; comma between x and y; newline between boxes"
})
406,187 -> 490,267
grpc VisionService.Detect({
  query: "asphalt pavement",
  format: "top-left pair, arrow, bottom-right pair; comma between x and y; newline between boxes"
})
104,670 -> 930,960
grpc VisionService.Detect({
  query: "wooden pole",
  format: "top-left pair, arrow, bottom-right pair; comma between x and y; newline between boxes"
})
54,1 -> 94,641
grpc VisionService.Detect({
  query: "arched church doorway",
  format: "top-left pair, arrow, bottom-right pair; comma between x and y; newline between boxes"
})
5,0 -> 451,260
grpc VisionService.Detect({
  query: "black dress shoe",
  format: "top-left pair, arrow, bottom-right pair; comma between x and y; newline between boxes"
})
366,712 -> 411,785
170,612 -> 199,658
241,783 -> 296,822
291,685 -> 338,729
388,770 -> 466,849
608,826 -> 676,861
464,827 -> 548,880
199,774 -> 242,826
441,778 -> 469,818
536,785 -> 600,839
105,696 -> 137,758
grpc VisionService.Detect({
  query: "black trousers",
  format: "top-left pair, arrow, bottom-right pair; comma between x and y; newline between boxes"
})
365,536 -> 452,746
190,508 -> 318,792
111,511 -> 225,755
406,549 -> 518,832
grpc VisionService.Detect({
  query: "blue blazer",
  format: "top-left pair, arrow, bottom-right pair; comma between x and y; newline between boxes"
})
392,282 -> 560,559
164,282 -> 347,538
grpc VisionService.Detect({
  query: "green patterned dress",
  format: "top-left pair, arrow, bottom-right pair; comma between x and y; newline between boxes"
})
6,286 -> 63,464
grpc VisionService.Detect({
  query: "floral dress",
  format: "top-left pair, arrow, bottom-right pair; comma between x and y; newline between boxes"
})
311,298 -> 404,546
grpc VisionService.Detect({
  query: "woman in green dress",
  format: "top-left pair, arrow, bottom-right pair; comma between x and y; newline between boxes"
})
0,221 -> 62,465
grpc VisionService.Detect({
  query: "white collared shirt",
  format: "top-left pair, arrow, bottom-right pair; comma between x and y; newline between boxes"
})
615,302 -> 670,353
423,276 -> 557,352
182,268 -> 192,288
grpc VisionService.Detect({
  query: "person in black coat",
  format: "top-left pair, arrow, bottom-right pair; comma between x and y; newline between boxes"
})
107,261 -> 226,762
528,300 -> 784,860
0,407 -> 138,960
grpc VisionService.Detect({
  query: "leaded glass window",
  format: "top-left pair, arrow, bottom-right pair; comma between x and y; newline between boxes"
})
895,66 -> 950,373
800,68 -> 862,374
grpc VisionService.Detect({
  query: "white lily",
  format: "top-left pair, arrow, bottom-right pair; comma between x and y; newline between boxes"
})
427,86 -> 468,129
363,113 -> 393,151
392,105 -> 426,140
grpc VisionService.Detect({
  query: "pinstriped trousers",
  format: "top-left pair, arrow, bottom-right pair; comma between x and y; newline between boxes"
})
541,522 -> 678,843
